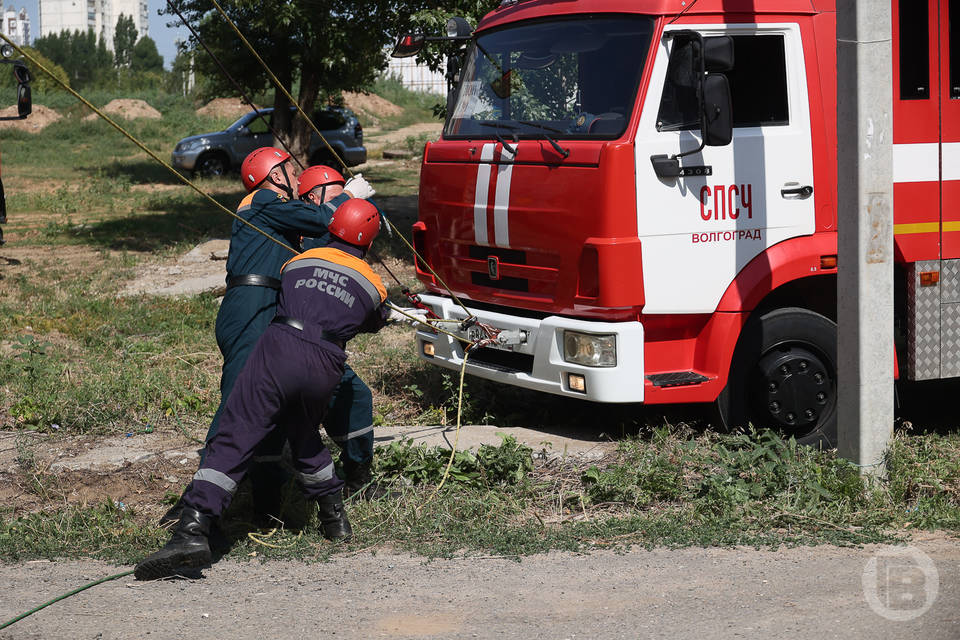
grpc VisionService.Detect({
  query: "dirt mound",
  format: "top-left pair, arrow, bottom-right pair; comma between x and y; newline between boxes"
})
343,91 -> 403,125
83,98 -> 161,122
0,104 -> 61,132
197,97 -> 259,119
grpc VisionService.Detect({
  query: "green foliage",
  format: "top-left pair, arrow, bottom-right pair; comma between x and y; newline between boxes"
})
131,37 -> 164,74
31,29 -> 111,89
0,47 -> 70,94
375,434 -> 533,488
114,14 -> 138,68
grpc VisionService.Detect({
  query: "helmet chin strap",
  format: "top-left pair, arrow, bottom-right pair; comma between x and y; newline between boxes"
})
267,163 -> 295,200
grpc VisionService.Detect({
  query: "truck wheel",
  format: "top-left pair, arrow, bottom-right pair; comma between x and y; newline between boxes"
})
716,307 -> 837,449
195,152 -> 228,178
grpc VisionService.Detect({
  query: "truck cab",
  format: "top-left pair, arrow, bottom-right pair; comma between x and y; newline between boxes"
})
408,0 -> 957,449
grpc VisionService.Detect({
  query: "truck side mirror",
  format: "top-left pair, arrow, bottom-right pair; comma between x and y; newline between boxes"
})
392,33 -> 425,58
0,61 -> 30,121
703,36 -> 734,72
702,73 -> 732,146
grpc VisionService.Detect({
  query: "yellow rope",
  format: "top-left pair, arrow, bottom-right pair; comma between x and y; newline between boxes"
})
247,527 -> 303,550
0,33 -> 301,257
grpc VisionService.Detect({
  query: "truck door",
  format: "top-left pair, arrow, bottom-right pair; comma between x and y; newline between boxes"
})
941,0 -> 960,258
634,24 -> 815,315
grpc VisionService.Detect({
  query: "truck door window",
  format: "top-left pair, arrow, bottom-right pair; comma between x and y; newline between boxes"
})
658,34 -> 789,131
951,0 -> 959,98
899,0 -> 930,99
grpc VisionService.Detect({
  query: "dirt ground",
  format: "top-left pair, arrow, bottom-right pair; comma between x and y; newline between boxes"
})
0,104 -> 61,131
0,536 -> 957,639
82,99 -> 162,122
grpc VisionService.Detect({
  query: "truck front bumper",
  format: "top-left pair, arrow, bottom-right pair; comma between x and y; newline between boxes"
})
415,294 -> 645,403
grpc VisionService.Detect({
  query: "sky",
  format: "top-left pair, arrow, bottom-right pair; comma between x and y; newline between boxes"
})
13,0 -> 189,69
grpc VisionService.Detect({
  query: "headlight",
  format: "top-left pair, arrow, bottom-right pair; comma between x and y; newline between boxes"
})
562,331 -> 616,367
177,139 -> 205,153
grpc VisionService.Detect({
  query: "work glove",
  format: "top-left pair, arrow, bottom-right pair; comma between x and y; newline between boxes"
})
388,306 -> 431,326
344,173 -> 376,199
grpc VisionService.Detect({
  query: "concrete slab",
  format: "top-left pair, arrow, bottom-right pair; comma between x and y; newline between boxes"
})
373,424 -> 615,461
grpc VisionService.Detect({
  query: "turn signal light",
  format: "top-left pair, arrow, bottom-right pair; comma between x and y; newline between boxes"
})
920,271 -> 940,287
422,341 -> 435,357
820,255 -> 837,269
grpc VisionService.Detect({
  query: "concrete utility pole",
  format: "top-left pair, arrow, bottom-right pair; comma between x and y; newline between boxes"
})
836,0 -> 894,476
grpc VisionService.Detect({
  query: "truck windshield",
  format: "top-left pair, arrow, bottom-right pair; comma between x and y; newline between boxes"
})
445,15 -> 654,139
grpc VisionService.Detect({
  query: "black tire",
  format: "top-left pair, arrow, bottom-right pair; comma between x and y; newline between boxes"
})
195,152 -> 229,178
716,307 -> 837,449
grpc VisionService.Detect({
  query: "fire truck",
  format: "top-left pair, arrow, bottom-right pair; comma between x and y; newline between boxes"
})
395,0 -> 954,448
0,45 -> 33,245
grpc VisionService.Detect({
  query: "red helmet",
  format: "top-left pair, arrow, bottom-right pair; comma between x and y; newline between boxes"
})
298,165 -> 345,198
329,199 -> 380,248
241,147 -> 290,192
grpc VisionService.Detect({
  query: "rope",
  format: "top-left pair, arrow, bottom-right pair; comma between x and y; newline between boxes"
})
248,528 -> 303,549
164,0 -> 304,169
0,570 -> 134,630
0,33 -> 301,257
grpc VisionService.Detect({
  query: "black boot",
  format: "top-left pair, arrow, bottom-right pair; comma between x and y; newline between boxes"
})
135,507 -> 213,581
158,496 -> 185,528
343,461 -> 395,501
316,492 -> 352,541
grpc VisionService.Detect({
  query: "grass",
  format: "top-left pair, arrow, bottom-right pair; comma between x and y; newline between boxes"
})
2,427 -> 957,565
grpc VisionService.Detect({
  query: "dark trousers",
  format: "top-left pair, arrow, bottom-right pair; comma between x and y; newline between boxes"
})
325,363 -> 375,468
207,287 -> 374,469
185,328 -> 345,518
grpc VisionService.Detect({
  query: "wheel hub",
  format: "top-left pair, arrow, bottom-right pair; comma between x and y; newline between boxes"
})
755,345 -> 833,432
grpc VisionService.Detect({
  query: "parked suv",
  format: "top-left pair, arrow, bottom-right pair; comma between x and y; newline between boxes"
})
172,106 -> 366,177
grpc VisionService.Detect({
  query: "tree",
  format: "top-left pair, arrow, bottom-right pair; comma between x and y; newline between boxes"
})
131,36 -> 164,73
33,29 -> 112,88
165,0 -> 432,164
114,14 -> 137,68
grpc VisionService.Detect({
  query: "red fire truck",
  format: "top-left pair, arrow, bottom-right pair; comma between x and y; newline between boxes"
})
398,0 -> 955,448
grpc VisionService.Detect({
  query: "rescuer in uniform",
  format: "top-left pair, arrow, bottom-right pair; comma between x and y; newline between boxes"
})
297,165 -> 404,500
161,147 -> 376,525
135,199 -> 391,581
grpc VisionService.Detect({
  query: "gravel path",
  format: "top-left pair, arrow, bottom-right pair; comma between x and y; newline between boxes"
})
1,538 -> 957,639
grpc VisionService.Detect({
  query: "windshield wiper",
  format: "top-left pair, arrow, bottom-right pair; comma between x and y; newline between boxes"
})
478,120 -> 569,159
478,122 -> 518,155
516,121 -> 570,159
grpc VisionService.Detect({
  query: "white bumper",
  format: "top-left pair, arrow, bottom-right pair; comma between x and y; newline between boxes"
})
415,294 -> 645,403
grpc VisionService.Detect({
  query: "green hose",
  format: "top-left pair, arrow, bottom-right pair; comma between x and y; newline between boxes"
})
0,569 -> 134,631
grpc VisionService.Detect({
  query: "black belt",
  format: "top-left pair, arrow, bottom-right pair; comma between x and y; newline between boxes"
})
227,274 -> 281,290
271,316 -> 345,348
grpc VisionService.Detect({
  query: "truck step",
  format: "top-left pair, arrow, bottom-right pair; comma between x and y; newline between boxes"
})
646,372 -> 709,388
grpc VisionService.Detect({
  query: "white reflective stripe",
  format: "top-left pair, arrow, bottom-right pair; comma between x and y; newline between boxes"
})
473,143 -> 495,244
299,462 -> 336,487
893,142 -> 938,183
493,145 -> 515,247
193,468 -> 238,494
329,424 -> 374,443
944,143 -> 960,181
